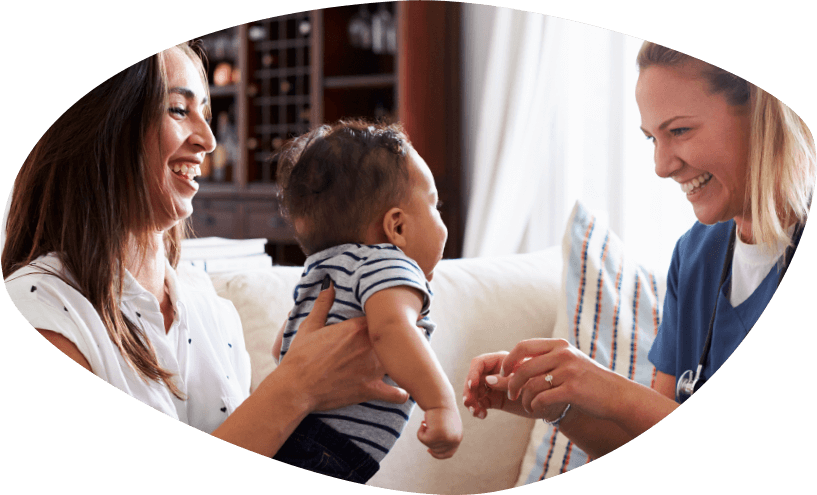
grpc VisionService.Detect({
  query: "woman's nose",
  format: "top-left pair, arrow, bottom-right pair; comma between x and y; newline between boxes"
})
191,117 -> 217,153
653,140 -> 681,179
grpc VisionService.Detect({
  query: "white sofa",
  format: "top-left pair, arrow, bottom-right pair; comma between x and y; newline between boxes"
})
186,204 -> 663,493
200,246 -> 564,494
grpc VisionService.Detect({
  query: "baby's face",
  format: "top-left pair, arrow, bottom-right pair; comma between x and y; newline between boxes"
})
400,149 -> 448,281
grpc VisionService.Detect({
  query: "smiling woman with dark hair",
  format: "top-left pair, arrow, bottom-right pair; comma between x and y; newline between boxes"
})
3,43 -> 408,457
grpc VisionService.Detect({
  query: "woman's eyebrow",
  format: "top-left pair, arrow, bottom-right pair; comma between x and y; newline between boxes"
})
169,86 -> 208,106
640,115 -> 693,135
657,115 -> 691,130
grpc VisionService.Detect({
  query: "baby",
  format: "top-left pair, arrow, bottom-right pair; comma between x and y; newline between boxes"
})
271,120 -> 462,483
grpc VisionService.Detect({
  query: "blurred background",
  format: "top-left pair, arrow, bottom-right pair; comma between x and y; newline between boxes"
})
189,1 -> 696,271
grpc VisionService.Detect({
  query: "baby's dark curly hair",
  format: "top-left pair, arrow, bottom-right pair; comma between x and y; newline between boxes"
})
276,120 -> 413,255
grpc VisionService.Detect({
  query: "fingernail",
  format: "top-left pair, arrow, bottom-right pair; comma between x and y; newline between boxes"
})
321,275 -> 332,291
500,366 -> 505,377
467,380 -> 472,389
469,406 -> 475,415
508,390 -> 513,401
478,410 -> 486,419
485,376 -> 498,385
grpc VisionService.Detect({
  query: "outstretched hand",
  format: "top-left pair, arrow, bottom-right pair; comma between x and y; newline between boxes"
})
463,339 -> 618,422
462,339 -> 679,460
462,351 -> 513,419
501,338 -> 618,421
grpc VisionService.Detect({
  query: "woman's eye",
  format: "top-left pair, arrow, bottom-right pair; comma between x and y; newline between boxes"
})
643,127 -> 688,145
169,107 -> 189,118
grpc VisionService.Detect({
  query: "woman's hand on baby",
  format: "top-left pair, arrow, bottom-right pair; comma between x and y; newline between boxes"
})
275,279 -> 410,412
417,406 -> 462,459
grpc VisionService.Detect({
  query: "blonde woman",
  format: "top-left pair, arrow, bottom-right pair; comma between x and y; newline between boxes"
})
3,43 -> 407,460
464,41 -> 815,459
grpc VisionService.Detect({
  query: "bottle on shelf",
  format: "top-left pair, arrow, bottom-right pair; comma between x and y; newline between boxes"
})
211,111 -> 238,182
371,4 -> 396,55
347,5 -> 372,50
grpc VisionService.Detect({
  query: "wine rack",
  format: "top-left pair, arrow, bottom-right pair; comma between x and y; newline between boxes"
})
190,2 -> 462,266
246,13 -> 314,184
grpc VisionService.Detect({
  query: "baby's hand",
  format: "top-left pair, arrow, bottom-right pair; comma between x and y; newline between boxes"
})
417,406 -> 462,459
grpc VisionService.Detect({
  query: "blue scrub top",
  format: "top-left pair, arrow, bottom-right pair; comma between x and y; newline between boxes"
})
648,220 -> 781,403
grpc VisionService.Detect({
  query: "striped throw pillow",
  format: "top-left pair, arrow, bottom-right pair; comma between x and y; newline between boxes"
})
518,200 -> 664,484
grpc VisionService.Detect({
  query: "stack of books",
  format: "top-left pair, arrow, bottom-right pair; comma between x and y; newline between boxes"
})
180,237 -> 272,273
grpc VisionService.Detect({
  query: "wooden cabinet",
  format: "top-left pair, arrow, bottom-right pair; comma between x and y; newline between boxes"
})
191,2 -> 461,266
188,199 -> 242,238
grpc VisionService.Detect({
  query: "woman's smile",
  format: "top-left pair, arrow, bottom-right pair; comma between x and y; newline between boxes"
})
169,158 -> 202,182
678,171 -> 713,195
168,165 -> 201,194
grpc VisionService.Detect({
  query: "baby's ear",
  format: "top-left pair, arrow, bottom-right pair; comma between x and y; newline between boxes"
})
382,207 -> 406,247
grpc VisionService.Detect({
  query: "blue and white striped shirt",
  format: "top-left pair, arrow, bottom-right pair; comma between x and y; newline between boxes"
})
280,243 -> 435,461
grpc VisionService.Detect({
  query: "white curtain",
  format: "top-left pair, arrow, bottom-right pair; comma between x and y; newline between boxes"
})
461,7 -> 697,273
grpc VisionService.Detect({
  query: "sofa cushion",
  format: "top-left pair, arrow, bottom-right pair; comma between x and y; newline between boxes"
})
208,265 -> 302,392
516,200 -> 665,484
207,247 -> 563,494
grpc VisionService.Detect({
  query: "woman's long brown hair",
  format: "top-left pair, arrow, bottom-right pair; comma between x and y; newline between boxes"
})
2,43 -> 207,398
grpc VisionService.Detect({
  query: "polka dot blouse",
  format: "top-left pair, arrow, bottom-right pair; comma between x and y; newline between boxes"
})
5,253 -> 252,434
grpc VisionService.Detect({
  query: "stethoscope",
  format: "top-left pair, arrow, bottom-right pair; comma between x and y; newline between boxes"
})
675,220 -> 805,402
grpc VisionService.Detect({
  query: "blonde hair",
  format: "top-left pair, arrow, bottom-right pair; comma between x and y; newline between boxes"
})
637,42 -> 815,248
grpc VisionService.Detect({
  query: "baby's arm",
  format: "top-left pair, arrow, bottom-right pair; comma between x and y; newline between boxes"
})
364,286 -> 462,459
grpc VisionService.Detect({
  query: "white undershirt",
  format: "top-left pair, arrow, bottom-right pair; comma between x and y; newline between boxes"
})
730,229 -> 791,307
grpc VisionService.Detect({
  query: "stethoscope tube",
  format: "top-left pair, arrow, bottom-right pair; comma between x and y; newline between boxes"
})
675,220 -> 804,402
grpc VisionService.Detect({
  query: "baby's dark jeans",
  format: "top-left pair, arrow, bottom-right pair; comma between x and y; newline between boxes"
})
273,414 -> 380,484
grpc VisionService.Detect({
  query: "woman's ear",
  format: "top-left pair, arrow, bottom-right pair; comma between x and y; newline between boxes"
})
382,207 -> 407,247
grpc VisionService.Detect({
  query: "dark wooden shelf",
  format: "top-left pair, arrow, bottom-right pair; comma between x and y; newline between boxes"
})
209,84 -> 239,98
190,2 -> 462,266
324,74 -> 396,89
